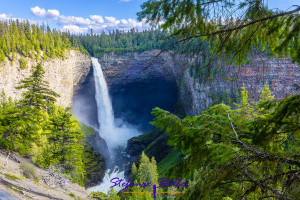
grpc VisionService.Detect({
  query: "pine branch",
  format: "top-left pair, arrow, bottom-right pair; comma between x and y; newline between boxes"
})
181,6 -> 300,42
143,5 -> 300,70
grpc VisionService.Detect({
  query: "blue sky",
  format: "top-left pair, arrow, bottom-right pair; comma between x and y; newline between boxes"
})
0,0 -> 299,34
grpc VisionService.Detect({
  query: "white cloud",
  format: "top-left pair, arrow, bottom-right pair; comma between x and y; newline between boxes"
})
120,0 -> 132,2
88,24 -> 108,32
28,6 -> 151,33
87,17 -> 150,32
0,13 -> 45,25
31,6 -> 60,19
0,14 -> 10,21
61,25 -> 88,34
59,15 -> 91,26
47,9 -> 60,19
90,15 -> 104,24
31,6 -> 46,17
114,18 -> 144,30
105,16 -> 120,25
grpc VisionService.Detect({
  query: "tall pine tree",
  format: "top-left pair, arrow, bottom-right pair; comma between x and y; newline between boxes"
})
16,63 -> 59,109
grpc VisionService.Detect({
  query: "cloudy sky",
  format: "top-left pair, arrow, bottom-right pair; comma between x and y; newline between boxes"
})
0,0 -> 299,34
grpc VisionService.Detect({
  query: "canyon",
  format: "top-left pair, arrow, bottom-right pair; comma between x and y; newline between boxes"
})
0,48 -> 299,196
99,50 -> 300,116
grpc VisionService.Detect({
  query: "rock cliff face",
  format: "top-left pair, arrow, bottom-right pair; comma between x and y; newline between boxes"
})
99,51 -> 179,131
99,50 -> 300,116
99,50 -> 178,90
0,50 -> 91,108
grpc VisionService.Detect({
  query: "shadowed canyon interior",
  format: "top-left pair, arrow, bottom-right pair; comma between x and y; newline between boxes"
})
73,62 -> 178,134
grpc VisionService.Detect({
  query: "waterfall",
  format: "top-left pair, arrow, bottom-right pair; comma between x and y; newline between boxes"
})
90,57 -> 140,193
92,57 -> 115,148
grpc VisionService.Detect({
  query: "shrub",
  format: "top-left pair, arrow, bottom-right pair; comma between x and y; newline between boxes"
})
69,192 -> 76,199
19,57 -> 27,69
20,162 -> 40,181
4,173 -> 19,181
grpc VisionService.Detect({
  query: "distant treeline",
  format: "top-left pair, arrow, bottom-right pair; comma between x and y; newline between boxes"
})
69,29 -> 172,57
0,20 -> 90,64
0,20 -> 207,63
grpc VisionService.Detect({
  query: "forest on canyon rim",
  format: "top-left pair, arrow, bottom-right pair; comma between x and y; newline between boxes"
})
0,0 -> 299,199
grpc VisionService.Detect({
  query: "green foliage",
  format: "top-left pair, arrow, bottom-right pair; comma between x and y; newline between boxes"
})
19,57 -> 27,69
69,192 -> 76,199
0,91 -> 42,154
46,106 -> 85,185
128,152 -> 161,200
20,162 -> 40,181
135,128 -> 161,142
0,63 -> 102,186
91,189 -> 121,200
83,145 -> 105,187
252,83 -> 275,119
234,83 -> 254,120
16,63 -> 59,109
72,29 -> 171,57
0,64 -> 59,155
78,121 -> 96,137
151,86 -> 300,199
157,150 -> 181,176
260,82 -> 275,102
0,20 -> 78,63
136,152 -> 159,184
0,49 -> 5,62
138,0 -> 300,65
4,173 -> 19,181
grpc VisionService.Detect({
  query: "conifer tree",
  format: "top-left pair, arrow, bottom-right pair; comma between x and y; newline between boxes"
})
47,106 -> 85,184
138,0 -> 300,65
234,83 -> 254,120
0,91 -> 41,154
16,63 -> 59,110
151,88 -> 300,199
130,152 -> 160,200
253,83 -> 275,119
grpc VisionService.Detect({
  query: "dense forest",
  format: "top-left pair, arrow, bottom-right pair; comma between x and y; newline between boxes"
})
70,29 -> 170,57
0,20 -> 88,65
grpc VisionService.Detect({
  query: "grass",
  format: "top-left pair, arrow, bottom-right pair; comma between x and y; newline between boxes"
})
78,121 -> 96,137
90,191 -> 107,200
20,162 -> 40,181
157,150 -> 181,176
4,173 -> 19,181
69,192 -> 76,199
135,128 -> 161,142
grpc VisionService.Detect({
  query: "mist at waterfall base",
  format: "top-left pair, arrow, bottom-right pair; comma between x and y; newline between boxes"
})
78,57 -> 140,193
72,57 -> 178,193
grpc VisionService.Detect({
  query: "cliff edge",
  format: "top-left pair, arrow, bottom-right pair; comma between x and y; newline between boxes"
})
0,50 -> 91,108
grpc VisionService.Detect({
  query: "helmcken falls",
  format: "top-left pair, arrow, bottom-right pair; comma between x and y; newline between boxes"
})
90,57 -> 140,193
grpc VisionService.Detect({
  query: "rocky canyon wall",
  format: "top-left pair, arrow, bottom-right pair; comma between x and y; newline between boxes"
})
99,50 -> 300,116
0,50 -> 91,108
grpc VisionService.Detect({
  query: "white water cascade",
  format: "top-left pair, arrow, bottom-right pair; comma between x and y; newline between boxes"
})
89,57 -> 140,193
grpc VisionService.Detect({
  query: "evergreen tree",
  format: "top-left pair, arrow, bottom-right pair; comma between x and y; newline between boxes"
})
16,63 -> 59,109
0,20 -> 81,64
253,83 -> 275,119
138,0 -> 300,65
234,83 -> 254,120
47,106 -> 85,185
151,87 -> 300,199
129,152 -> 160,200
0,91 -> 42,154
